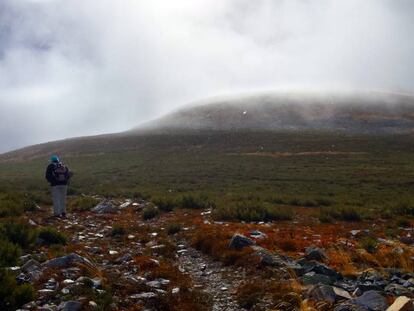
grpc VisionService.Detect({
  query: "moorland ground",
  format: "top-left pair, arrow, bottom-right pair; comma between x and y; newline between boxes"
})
1,130 -> 414,310
1,130 -> 414,214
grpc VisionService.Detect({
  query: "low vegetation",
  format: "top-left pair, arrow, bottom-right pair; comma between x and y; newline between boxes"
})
0,269 -> 35,311
319,206 -> 364,223
68,196 -> 100,212
37,227 -> 67,245
213,200 -> 293,222
142,204 -> 160,220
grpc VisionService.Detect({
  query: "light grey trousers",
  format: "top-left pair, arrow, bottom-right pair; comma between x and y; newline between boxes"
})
51,185 -> 68,216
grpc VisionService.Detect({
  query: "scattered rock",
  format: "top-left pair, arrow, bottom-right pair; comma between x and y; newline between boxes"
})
251,246 -> 286,267
228,234 -> 255,249
115,253 -> 133,264
58,301 -> 82,311
333,286 -> 353,300
146,278 -> 170,288
130,292 -> 157,299
305,246 -> 327,261
302,272 -> 334,286
350,290 -> 389,311
21,259 -> 41,273
91,201 -> 118,214
334,303 -> 369,311
250,230 -> 267,239
385,283 -> 413,297
43,253 -> 94,269
309,284 -> 336,303
386,296 -> 414,311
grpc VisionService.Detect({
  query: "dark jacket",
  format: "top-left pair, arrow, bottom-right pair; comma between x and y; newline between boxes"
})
45,162 -> 71,186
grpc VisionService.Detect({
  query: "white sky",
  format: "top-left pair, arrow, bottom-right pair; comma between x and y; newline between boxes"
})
1,0 -> 414,152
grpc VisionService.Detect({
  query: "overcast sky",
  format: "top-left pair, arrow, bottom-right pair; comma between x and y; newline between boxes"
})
1,0 -> 413,153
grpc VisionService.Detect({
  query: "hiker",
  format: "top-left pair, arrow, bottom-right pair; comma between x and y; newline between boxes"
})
45,155 -> 72,218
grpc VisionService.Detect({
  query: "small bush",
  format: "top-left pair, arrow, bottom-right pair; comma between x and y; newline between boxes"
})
213,201 -> 293,222
0,239 -> 21,267
167,223 -> 181,235
142,205 -> 160,220
111,225 -> 126,236
153,197 -> 178,212
360,236 -> 378,254
68,196 -> 100,212
0,221 -> 37,249
397,218 -> 411,228
0,268 -> 35,311
393,200 -> 414,216
278,239 -> 298,252
38,227 -> 67,245
191,226 -> 257,266
319,206 -> 363,222
0,195 -> 24,218
236,281 -> 265,309
180,194 -> 214,209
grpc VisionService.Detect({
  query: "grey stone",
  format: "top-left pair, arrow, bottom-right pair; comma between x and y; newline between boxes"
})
302,272 -> 333,285
115,253 -> 133,264
42,253 -> 93,269
250,230 -> 267,239
351,290 -> 389,311
309,284 -> 336,303
385,283 -> 413,297
333,286 -> 353,300
305,247 -> 327,261
251,246 -> 285,267
228,234 -> 255,249
334,303 -> 368,311
146,278 -> 170,288
58,301 -> 82,311
387,296 -> 414,311
91,201 -> 118,214
130,292 -> 157,299
21,259 -> 41,273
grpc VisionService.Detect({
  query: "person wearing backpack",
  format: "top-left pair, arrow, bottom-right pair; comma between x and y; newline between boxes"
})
45,155 -> 72,218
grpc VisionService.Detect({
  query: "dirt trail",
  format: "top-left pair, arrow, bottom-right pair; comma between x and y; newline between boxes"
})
177,241 -> 245,311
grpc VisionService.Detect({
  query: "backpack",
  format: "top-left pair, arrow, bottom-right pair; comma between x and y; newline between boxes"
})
52,162 -> 69,183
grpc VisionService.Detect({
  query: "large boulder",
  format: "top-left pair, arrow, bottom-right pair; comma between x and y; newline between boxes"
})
351,290 -> 389,311
228,234 -> 255,250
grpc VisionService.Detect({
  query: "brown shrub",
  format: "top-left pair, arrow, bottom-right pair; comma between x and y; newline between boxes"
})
191,226 -> 258,266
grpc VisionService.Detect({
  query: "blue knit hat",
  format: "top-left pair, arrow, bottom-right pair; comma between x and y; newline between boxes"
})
50,155 -> 59,163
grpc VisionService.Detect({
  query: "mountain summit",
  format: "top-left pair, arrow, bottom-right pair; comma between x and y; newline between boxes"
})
1,91 -> 414,160
138,92 -> 414,134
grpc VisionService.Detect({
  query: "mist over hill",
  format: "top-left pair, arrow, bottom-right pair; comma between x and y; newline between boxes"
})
139,92 -> 414,134
1,92 -> 414,161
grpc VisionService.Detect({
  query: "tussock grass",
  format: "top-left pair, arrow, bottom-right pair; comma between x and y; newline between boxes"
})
319,206 -> 364,223
38,227 -> 67,245
68,196 -> 100,212
142,204 -> 160,220
0,269 -> 35,311
213,200 -> 293,222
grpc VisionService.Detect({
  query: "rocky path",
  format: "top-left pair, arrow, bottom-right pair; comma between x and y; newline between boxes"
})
176,241 -> 245,311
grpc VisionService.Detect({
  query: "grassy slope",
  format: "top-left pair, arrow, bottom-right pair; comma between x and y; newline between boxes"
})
1,130 -> 414,209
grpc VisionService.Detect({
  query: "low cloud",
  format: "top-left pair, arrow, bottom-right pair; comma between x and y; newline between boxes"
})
1,0 -> 414,152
